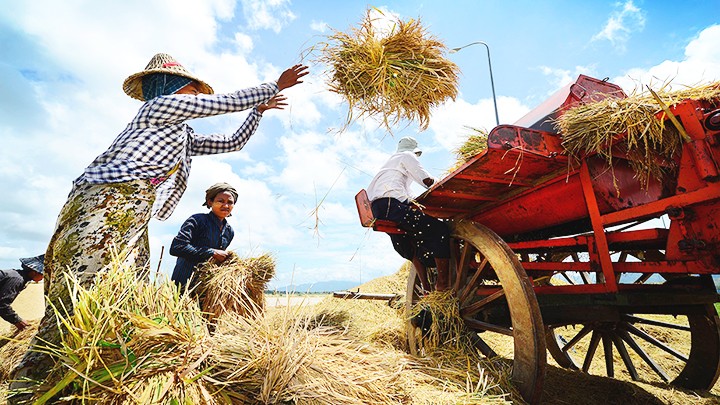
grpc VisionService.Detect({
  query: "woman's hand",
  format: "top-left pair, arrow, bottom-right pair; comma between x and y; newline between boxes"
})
277,64 -> 309,90
257,94 -> 288,113
212,249 -> 230,263
14,320 -> 30,331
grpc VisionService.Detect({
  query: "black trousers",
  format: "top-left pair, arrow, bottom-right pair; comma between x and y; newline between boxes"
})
371,197 -> 450,268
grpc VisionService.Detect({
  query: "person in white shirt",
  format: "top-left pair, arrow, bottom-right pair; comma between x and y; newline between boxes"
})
367,137 -> 450,291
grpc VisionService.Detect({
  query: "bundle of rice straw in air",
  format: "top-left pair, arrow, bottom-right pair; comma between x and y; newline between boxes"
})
318,8 -> 459,131
555,81 -> 720,191
448,127 -> 489,172
194,252 -> 275,323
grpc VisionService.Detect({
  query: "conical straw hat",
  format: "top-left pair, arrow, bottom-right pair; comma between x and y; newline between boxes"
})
122,53 -> 214,101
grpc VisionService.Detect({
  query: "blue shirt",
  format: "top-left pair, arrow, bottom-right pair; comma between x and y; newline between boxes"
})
170,212 -> 234,287
75,82 -> 279,221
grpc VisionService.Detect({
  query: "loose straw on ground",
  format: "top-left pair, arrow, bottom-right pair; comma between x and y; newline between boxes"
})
5,255 -> 516,404
317,8 -> 459,131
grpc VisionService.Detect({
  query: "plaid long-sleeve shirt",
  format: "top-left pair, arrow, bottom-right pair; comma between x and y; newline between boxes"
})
75,82 -> 279,220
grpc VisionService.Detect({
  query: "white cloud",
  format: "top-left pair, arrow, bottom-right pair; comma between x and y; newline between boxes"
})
591,0 -> 646,52
241,0 -> 296,33
538,65 -> 599,94
612,24 -> 720,92
428,96 -> 530,151
310,20 -> 328,33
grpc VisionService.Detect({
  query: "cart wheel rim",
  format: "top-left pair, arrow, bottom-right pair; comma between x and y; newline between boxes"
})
406,220 -> 547,404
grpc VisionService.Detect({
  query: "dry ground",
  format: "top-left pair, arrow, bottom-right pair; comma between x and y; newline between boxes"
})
2,282 -> 720,404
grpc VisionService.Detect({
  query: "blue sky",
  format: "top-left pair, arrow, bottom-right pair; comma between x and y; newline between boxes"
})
1,0 -> 719,289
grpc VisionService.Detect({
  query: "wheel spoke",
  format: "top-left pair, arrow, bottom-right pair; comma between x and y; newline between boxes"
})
560,272 -> 574,285
458,257 -> 488,304
460,288 -> 506,318
470,333 -> 499,357
561,325 -> 593,352
634,273 -> 654,284
463,317 -> 514,336
623,314 -> 691,332
453,241 -> 473,292
602,333 -> 614,377
619,329 -> 670,382
625,323 -> 689,362
582,331 -> 601,372
612,334 -> 639,381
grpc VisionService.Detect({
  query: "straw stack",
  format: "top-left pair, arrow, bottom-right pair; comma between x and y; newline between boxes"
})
2,254 -> 520,404
318,9 -> 459,131
194,253 -> 276,323
0,320 -> 38,381
26,257 -> 211,404
556,81 -> 720,190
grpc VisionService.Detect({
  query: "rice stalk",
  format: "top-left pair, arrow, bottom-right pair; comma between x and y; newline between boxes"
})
0,320 -> 39,381
317,8 -> 459,132
448,127 -> 489,173
194,252 -> 276,323
555,80 -> 720,191
24,252 -> 212,404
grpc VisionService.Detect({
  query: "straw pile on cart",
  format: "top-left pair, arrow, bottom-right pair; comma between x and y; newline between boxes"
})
448,127 -> 489,172
317,9 -> 459,131
556,81 -> 720,190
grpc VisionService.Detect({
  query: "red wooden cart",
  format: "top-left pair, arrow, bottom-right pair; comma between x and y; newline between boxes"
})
356,75 -> 720,403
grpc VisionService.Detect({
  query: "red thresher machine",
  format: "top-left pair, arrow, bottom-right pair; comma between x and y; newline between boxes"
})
354,75 -> 720,403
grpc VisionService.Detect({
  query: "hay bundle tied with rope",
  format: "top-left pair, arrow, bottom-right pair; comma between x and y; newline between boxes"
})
555,81 -> 720,191
194,252 -> 275,322
318,9 -> 460,131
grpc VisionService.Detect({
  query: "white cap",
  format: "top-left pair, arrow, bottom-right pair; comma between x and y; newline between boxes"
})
397,137 -> 422,155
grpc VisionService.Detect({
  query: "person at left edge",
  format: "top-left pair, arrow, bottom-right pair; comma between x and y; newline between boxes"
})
8,53 -> 308,403
0,255 -> 44,332
171,182 -> 238,290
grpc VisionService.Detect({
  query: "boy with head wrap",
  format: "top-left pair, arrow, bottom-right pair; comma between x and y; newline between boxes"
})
170,182 -> 239,289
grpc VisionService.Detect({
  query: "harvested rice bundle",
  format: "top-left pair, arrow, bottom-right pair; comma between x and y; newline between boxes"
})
408,290 -> 469,355
318,9 -> 459,131
209,308 -> 414,404
26,258 -> 212,404
195,252 -> 276,322
556,81 -> 720,191
448,127 -> 489,172
0,320 -> 38,381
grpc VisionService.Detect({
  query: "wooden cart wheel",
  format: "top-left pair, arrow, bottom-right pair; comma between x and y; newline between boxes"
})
406,220 -> 546,404
547,305 -> 720,388
540,252 -> 720,388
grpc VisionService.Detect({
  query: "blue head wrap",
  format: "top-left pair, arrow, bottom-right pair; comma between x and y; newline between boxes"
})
141,73 -> 193,101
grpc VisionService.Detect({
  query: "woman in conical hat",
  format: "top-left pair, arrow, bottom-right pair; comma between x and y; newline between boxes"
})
8,53 -> 308,402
